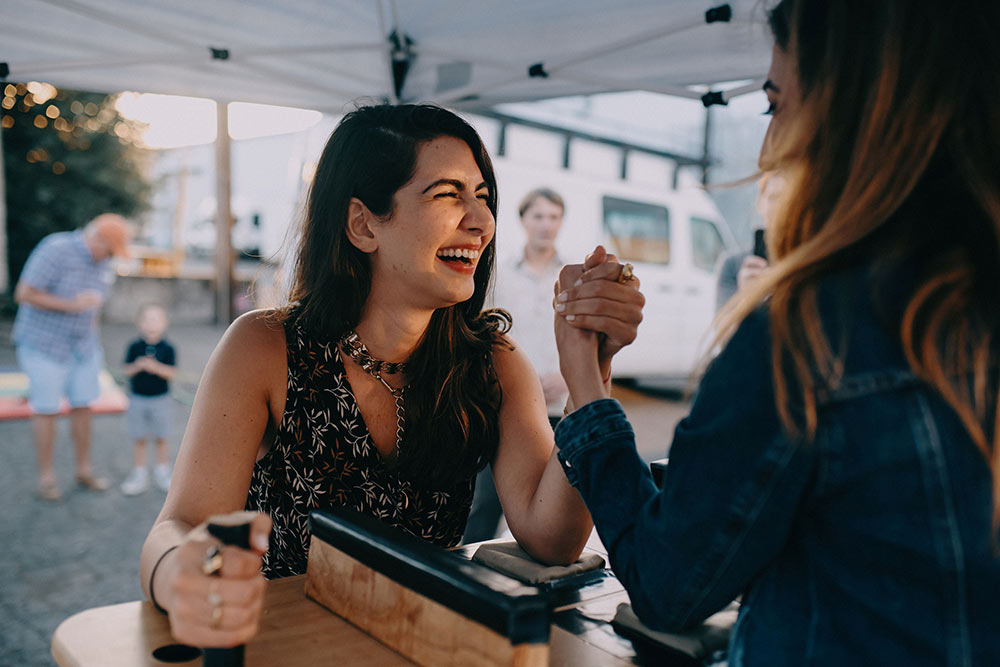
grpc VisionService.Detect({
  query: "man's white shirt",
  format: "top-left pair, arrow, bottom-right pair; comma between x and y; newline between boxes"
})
491,254 -> 567,416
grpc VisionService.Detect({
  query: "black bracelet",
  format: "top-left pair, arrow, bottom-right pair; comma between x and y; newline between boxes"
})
149,545 -> 180,614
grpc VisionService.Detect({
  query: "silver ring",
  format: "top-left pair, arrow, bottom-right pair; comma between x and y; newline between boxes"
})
207,581 -> 222,608
208,579 -> 223,629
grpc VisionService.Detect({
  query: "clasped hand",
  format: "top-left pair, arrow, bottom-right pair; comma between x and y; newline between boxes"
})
159,512 -> 271,647
72,289 -> 103,312
135,355 -> 159,373
554,245 -> 644,408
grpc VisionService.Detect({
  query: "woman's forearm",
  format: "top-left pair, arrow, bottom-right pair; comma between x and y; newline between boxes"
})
513,452 -> 593,565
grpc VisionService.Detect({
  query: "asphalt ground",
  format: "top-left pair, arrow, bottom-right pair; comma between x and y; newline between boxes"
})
0,315 -> 689,666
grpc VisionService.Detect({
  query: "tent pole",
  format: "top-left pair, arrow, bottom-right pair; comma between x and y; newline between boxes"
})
701,105 -> 713,186
215,100 -> 234,324
0,119 -> 8,294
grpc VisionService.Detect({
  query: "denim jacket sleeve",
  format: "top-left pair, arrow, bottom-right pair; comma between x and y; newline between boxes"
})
554,308 -> 816,631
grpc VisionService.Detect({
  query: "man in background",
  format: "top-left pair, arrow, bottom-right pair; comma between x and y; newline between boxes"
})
13,213 -> 132,500
496,187 -> 569,419
464,188 -> 567,542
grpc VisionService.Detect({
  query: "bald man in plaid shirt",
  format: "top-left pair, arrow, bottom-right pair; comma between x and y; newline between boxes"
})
13,214 -> 132,500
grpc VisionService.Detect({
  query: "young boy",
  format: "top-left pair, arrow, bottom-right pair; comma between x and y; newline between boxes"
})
120,303 -> 176,495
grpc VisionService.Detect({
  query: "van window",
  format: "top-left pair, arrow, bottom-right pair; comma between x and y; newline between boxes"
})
690,216 -> 725,272
602,196 -> 670,265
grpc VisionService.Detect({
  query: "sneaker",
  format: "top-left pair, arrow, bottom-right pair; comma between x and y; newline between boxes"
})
120,467 -> 149,496
153,464 -> 172,492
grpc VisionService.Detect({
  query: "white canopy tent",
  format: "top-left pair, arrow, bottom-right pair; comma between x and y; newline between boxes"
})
4,0 -> 772,109
1,0 -> 774,318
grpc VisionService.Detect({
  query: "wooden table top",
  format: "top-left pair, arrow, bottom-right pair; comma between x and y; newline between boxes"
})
51,575 -> 415,667
51,574 -> 651,666
53,529 -> 708,667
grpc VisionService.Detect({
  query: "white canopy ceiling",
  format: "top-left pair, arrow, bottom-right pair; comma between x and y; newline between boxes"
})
3,0 -> 773,111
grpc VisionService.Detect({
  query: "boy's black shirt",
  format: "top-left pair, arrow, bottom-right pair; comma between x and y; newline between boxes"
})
124,338 -> 176,396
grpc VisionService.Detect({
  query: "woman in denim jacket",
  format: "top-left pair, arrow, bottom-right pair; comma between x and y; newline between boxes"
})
552,1 -> 1000,664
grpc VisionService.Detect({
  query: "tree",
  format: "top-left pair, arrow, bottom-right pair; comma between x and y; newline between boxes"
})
1,82 -> 151,296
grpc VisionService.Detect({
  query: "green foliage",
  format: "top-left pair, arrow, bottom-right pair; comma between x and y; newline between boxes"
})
2,83 -> 151,289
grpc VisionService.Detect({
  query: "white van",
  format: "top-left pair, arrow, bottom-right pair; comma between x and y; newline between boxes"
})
485,130 -> 734,386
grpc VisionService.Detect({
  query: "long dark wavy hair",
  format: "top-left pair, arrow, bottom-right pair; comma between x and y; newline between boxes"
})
717,0 -> 1000,532
276,103 -> 510,489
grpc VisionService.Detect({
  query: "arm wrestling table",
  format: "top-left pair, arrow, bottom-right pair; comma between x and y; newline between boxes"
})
53,508 -> 724,666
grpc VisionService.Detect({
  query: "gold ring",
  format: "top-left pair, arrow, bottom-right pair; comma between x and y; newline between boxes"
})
211,603 -> 223,629
202,544 -> 223,577
616,263 -> 634,284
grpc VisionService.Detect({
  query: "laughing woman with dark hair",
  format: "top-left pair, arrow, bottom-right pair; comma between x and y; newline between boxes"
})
138,103 -> 643,648
553,1 -> 1000,664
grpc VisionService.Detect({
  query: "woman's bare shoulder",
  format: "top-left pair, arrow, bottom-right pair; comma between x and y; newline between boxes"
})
228,309 -> 286,343
491,334 -> 536,386
209,309 -> 287,374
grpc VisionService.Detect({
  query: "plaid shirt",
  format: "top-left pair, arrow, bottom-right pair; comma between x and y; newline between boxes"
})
12,230 -> 112,361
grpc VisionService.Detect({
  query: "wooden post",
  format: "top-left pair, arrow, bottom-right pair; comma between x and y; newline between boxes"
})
215,101 -> 234,324
171,150 -> 188,275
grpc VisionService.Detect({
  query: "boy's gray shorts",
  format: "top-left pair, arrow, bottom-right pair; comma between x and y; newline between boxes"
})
127,393 -> 173,440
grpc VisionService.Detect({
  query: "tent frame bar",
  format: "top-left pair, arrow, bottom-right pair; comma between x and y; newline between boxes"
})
473,108 -> 709,188
435,4 -> 748,106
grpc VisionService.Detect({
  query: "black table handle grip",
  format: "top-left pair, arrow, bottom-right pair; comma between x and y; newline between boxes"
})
202,519 -> 251,667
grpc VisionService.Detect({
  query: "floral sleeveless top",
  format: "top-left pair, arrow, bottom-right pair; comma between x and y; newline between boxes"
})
245,319 -> 475,579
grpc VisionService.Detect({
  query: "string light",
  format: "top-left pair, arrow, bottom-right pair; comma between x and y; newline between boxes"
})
26,81 -> 57,104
